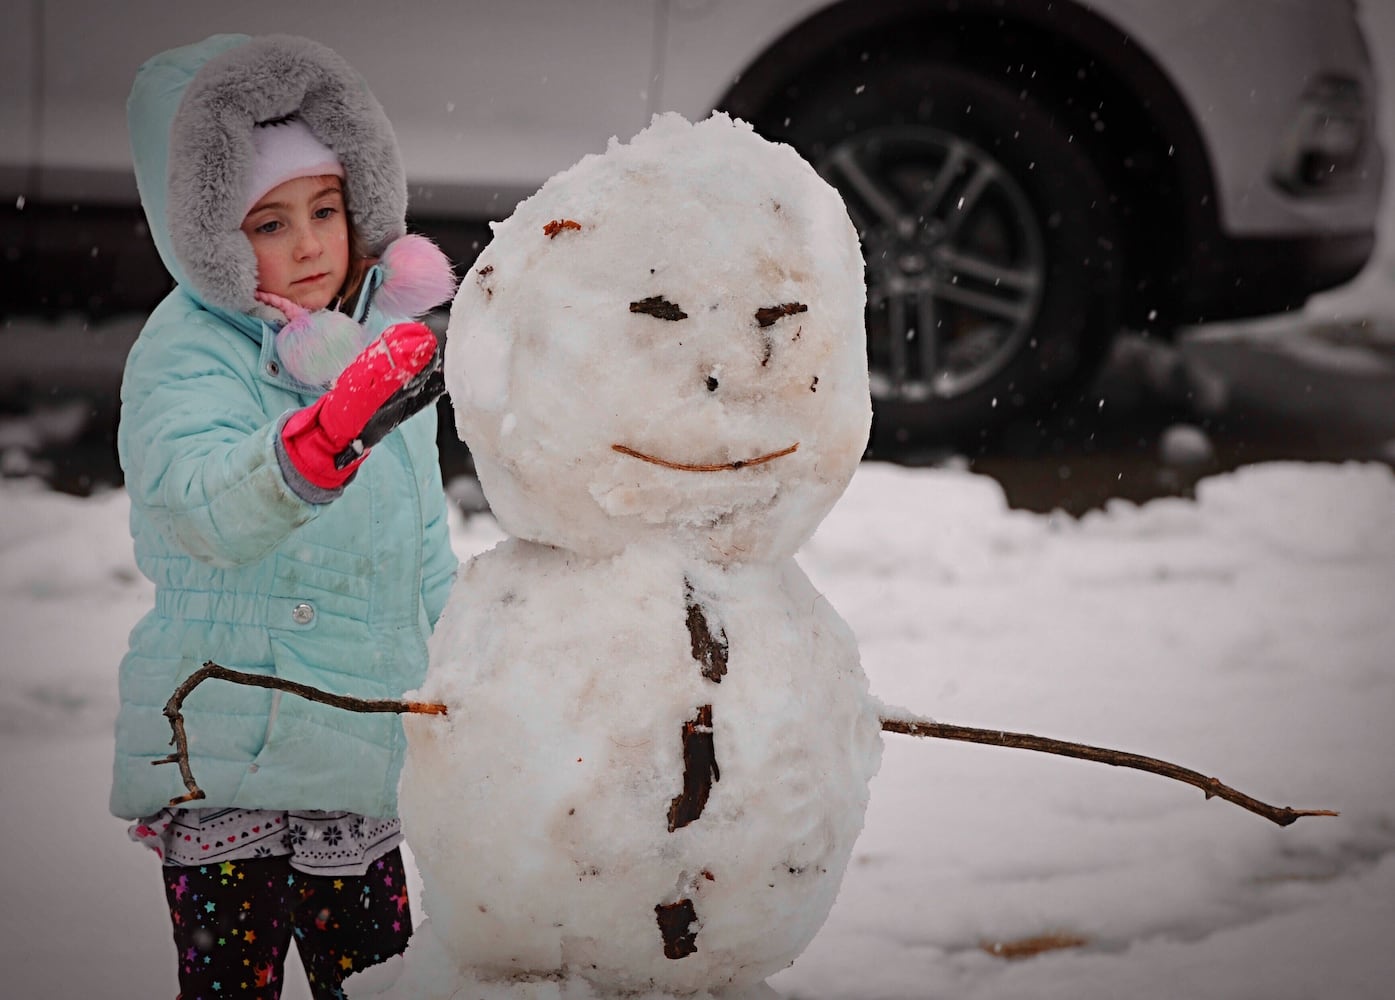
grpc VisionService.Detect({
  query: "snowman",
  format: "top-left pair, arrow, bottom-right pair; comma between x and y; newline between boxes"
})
354,112 -> 884,999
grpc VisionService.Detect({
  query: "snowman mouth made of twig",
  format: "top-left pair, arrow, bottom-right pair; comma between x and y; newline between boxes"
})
611,442 -> 798,472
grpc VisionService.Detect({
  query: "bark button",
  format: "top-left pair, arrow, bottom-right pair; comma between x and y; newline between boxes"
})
291,602 -> 315,625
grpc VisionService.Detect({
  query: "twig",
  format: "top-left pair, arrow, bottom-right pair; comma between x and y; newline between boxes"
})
612,442 -> 798,472
880,716 -> 1338,827
543,219 -> 582,238
754,302 -> 808,328
154,661 -> 447,807
630,296 -> 688,321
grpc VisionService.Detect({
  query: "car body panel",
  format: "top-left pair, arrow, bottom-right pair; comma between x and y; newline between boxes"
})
6,0 -> 1381,234
659,0 -> 1382,239
10,0 -> 658,212
0,0 -> 37,189
1079,0 -> 1382,236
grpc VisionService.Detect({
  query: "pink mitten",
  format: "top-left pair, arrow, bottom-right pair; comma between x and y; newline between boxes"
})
280,322 -> 443,490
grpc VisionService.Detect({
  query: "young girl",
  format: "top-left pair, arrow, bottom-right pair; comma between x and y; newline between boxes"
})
114,33 -> 459,998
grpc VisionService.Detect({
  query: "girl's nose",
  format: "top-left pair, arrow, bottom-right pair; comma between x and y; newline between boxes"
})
294,226 -> 323,261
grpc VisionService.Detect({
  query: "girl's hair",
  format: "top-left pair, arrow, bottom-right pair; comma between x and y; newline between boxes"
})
334,186 -> 373,314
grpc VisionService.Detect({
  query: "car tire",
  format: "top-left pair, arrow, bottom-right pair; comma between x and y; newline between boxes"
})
769,59 -> 1122,448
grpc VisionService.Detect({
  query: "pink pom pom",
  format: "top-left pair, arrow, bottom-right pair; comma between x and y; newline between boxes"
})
275,309 -> 372,387
375,234 -> 458,318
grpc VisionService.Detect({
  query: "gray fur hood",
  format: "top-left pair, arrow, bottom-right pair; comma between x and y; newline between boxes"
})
127,33 -> 407,317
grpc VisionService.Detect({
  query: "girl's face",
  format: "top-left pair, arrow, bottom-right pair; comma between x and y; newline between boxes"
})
241,175 -> 350,311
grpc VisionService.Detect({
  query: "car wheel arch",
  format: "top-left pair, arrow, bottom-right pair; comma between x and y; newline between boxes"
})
714,0 -> 1221,332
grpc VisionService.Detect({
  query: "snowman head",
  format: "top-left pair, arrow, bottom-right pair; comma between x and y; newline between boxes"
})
445,113 -> 869,563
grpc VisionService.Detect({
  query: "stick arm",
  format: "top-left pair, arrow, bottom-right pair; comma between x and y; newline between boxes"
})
153,661 -> 448,807
880,714 -> 1337,828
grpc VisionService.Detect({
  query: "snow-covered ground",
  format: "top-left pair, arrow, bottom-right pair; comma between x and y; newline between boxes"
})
2,457 -> 1393,999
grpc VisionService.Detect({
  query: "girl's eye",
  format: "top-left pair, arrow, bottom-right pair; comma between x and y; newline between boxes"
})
313,206 -> 338,220
254,219 -> 281,235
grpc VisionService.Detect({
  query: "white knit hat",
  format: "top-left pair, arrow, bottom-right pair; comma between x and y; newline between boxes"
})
242,116 -> 345,215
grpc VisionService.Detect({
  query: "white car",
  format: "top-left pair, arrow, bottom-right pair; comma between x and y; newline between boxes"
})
2,0 -> 1382,443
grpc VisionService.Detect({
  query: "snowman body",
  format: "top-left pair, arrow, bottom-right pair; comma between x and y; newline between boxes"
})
408,541 -> 880,993
384,113 -> 881,998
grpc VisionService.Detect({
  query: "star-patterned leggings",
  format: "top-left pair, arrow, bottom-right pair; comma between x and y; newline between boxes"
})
164,848 -> 412,999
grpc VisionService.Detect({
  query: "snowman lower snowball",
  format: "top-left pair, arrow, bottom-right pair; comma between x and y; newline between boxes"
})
353,113 -> 885,999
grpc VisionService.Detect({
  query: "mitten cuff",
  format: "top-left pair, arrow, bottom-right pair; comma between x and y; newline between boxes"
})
277,405 -> 367,498
276,433 -> 350,504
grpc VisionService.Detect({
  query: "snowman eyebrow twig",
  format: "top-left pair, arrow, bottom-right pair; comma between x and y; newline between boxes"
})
543,219 -> 582,238
612,442 -> 798,471
754,302 -> 808,327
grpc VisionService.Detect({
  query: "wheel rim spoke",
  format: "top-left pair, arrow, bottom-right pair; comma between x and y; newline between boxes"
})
928,278 -> 1033,323
914,140 -> 968,221
941,160 -> 997,240
825,144 -> 905,230
884,289 -> 911,388
937,249 -> 1040,292
915,292 -> 940,383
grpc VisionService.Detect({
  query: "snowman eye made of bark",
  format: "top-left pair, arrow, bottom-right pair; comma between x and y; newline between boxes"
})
754,302 -> 808,328
630,296 -> 688,321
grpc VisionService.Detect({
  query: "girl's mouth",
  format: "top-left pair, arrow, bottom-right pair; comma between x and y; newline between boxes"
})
293,272 -> 329,285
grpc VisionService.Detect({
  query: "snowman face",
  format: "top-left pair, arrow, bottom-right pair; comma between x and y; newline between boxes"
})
446,114 -> 870,562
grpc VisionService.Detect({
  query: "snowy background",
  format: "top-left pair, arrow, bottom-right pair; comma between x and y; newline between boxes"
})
3,460 -> 1393,999
5,4 -> 1395,998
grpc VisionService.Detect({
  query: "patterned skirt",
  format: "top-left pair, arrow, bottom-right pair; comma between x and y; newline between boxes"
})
130,807 -> 402,876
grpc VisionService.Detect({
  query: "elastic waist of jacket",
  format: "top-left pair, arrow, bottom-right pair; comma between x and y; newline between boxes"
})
151,587 -> 425,631
154,587 -> 337,627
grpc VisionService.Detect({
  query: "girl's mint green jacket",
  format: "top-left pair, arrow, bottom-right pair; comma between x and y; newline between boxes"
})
111,34 -> 457,820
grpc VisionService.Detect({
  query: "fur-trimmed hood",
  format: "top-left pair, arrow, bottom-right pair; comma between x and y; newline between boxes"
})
127,33 -> 408,321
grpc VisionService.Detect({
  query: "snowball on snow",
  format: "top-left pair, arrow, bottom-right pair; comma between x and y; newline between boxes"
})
1160,423 -> 1216,466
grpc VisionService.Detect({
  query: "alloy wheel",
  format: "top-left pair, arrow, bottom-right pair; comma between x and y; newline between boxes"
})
818,126 -> 1047,402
